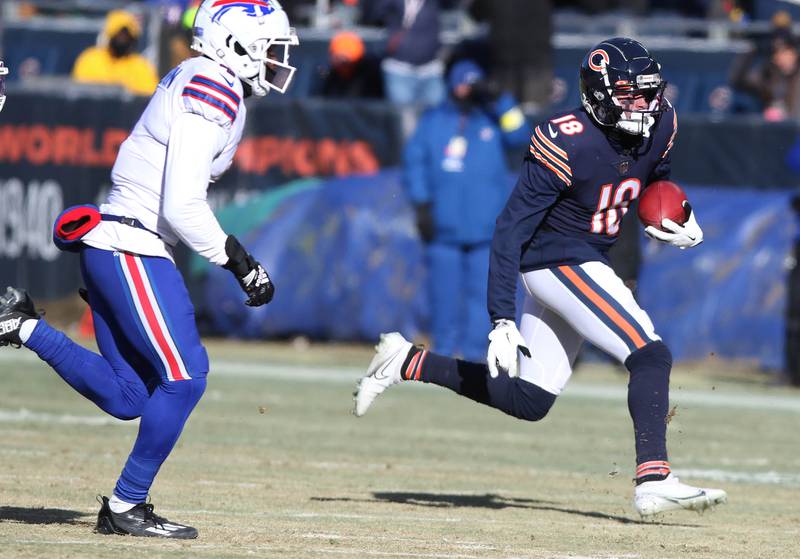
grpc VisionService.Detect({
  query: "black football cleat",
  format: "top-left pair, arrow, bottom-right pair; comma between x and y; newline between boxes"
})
95,496 -> 198,539
0,287 -> 40,348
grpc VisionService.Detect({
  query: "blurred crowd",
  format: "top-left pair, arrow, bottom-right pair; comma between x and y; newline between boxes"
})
4,0 -> 797,116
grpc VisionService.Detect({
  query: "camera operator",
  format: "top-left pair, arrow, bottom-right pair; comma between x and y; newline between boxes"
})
403,59 -> 529,360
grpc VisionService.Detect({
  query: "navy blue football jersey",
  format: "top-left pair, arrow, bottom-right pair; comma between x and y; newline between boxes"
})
488,104 -> 677,322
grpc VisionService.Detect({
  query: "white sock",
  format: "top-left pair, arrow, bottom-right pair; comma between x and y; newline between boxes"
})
108,493 -> 137,513
18,319 -> 39,344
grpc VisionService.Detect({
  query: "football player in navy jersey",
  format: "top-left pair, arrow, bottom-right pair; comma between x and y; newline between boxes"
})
354,38 -> 727,516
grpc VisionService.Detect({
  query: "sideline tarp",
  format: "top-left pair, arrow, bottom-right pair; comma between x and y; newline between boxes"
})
638,187 -> 792,369
202,171 -> 427,340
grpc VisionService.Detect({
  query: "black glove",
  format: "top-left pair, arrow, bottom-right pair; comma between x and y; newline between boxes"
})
223,235 -> 275,307
414,203 -> 435,243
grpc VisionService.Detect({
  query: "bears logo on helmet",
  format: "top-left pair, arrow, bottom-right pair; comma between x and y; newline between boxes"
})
588,49 -> 609,72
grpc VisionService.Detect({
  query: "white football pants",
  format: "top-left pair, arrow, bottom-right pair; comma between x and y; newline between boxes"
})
518,261 -> 660,395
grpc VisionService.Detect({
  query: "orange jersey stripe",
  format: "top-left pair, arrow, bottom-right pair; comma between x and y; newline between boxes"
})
531,135 -> 572,177
535,126 -> 569,160
529,146 -> 572,187
662,108 -> 678,158
558,266 -> 647,349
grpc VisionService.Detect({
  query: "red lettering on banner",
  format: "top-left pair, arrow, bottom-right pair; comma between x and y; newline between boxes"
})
27,125 -> 52,165
0,125 -> 383,177
53,126 -> 81,165
316,138 -> 338,176
103,129 -> 129,165
0,126 -> 25,162
82,130 -> 103,166
0,124 -> 129,167
349,141 -> 380,175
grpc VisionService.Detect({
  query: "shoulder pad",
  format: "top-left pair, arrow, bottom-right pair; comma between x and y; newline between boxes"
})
528,117 -> 577,187
181,70 -> 242,128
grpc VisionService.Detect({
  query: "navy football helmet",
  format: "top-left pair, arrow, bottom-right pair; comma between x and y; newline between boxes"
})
579,37 -> 666,137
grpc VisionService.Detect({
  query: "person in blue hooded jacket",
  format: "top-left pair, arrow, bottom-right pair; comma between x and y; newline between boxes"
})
404,59 -> 529,360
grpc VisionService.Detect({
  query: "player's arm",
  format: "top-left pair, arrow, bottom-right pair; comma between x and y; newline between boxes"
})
488,157 -> 564,321
162,113 -> 274,306
486,155 -> 565,377
644,106 -> 703,249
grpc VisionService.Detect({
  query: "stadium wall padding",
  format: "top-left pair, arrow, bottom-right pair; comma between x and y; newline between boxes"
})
200,172 -> 793,370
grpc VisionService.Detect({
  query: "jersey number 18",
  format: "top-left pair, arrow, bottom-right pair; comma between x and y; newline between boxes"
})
591,179 -> 641,235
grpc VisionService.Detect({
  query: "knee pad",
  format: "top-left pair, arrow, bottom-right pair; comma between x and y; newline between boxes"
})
625,341 -> 672,376
509,379 -> 557,422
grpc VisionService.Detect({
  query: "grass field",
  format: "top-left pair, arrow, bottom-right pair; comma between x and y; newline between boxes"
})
1,339 -> 799,559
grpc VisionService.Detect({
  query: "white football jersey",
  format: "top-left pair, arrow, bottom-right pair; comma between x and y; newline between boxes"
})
84,56 -> 247,263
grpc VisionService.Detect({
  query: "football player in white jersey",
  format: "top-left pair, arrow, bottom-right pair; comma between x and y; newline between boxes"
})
0,0 -> 297,539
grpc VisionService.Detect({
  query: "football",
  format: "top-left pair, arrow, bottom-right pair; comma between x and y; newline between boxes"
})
638,180 -> 689,230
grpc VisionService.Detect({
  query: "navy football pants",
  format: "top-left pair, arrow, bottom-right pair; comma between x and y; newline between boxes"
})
24,247 -> 208,503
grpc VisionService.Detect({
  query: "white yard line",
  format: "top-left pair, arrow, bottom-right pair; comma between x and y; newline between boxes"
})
0,408 -> 130,427
674,468 -> 800,486
3,353 -> 800,421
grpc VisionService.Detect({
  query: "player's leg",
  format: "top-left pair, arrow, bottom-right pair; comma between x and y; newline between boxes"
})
354,290 -> 579,420
524,261 -> 726,514
1,251 -> 153,420
93,251 -> 208,538
427,242 -> 461,357
461,243 -> 491,362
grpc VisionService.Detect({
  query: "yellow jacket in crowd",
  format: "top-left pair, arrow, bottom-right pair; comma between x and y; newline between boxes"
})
72,10 -> 158,96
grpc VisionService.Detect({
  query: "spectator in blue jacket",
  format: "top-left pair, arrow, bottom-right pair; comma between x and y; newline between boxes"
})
404,59 -> 529,360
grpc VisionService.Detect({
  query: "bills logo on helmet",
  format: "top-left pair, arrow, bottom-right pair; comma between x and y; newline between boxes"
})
588,49 -> 610,72
211,0 -> 275,22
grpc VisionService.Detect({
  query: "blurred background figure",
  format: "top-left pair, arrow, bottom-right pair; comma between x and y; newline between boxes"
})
0,61 -> 8,112
361,0 -> 456,108
468,0 -> 553,112
319,30 -> 384,98
731,19 -> 800,121
72,10 -> 158,96
403,59 -> 529,360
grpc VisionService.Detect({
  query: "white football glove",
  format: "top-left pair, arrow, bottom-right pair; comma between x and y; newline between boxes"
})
487,319 -> 531,379
644,201 -> 703,250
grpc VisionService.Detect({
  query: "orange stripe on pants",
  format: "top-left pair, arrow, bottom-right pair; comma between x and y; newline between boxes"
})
558,266 -> 647,350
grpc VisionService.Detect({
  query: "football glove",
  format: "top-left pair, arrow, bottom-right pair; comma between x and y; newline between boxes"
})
644,201 -> 704,250
487,319 -> 531,379
223,235 -> 275,307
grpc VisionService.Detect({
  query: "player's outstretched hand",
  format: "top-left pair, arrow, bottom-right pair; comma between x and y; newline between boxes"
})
644,201 -> 703,250
223,235 -> 275,307
487,319 -> 531,378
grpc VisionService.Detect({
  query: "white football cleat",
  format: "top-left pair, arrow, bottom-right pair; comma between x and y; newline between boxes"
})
634,474 -> 727,516
353,332 -> 412,417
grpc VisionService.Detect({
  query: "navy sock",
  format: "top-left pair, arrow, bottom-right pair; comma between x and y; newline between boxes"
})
402,348 -> 556,421
24,320 -> 150,420
625,341 -> 672,483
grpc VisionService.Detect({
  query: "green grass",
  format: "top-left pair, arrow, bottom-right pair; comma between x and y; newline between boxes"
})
1,341 -> 799,559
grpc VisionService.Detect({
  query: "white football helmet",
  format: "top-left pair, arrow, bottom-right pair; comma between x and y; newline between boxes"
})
191,0 -> 298,96
0,60 -> 8,112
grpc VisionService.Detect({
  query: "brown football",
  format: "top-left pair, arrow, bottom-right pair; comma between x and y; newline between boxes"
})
638,180 -> 689,231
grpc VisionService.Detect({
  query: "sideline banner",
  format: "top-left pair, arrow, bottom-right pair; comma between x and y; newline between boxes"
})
0,92 -> 403,299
